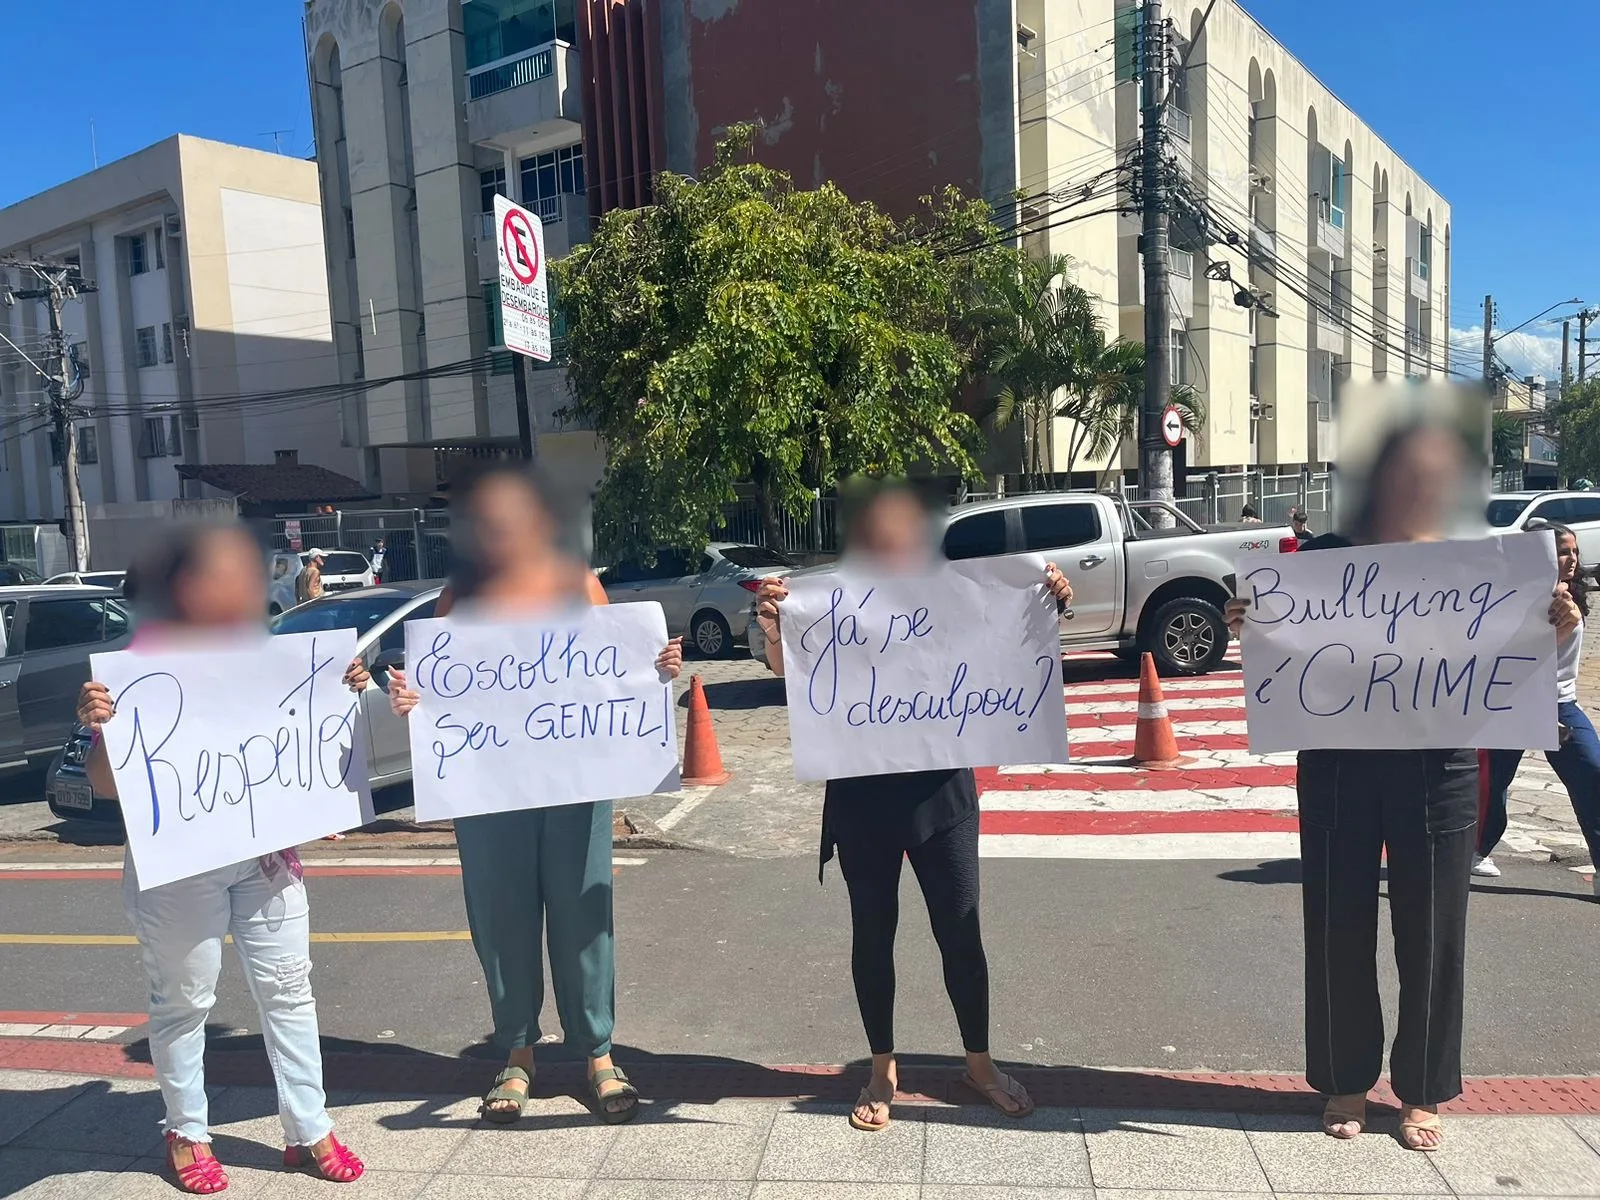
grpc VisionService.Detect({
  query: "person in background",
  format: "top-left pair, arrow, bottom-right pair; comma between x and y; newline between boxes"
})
296,550 -> 326,605
385,464 -> 681,1126
1290,508 -> 1314,544
1240,504 -> 1262,524
1474,520 -> 1593,885
76,524 -> 369,1193
1224,420 -> 1545,1151
755,479 -> 1074,1132
370,539 -> 386,583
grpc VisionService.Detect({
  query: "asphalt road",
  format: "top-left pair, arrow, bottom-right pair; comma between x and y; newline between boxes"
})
3,851 -> 1596,1076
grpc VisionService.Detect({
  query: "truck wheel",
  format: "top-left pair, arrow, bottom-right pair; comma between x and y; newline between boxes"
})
1145,597 -> 1228,676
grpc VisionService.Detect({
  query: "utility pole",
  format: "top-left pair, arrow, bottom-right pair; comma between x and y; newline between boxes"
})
1481,294 -> 1494,381
0,260 -> 96,571
1562,320 -> 1571,388
1137,0 -> 1172,511
1580,308 -> 1595,383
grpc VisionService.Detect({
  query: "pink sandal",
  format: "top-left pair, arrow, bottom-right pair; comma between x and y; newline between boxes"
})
283,1133 -> 365,1183
166,1132 -> 229,1195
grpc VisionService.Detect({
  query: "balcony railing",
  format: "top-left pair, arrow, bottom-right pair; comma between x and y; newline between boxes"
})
467,44 -> 555,100
478,194 -> 566,240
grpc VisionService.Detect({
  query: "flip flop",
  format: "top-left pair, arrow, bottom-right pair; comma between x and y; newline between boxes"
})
848,1082 -> 893,1132
589,1066 -> 640,1125
480,1065 -> 532,1124
960,1071 -> 1035,1119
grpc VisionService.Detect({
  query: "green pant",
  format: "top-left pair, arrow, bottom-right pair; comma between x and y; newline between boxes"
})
455,800 -> 615,1057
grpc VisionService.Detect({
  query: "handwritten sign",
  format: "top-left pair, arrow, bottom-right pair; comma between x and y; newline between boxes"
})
1239,533 -> 1559,752
403,602 -> 679,821
92,631 -> 373,890
779,560 -> 1068,780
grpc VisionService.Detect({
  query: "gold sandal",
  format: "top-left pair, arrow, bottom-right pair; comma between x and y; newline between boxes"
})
848,1082 -> 893,1132
1399,1109 -> 1443,1152
1321,1094 -> 1367,1139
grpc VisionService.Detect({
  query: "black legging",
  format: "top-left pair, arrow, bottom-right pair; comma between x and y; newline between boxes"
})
835,811 -> 989,1055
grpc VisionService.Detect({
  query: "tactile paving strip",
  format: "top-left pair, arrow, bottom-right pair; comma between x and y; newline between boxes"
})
5,1038 -> 1599,1114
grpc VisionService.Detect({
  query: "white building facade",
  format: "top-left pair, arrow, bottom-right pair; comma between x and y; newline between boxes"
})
302,0 -> 603,506
0,135 -> 361,522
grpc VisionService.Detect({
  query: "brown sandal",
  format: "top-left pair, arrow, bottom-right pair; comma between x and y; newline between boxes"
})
1322,1093 -> 1367,1139
961,1071 -> 1035,1119
848,1081 -> 893,1132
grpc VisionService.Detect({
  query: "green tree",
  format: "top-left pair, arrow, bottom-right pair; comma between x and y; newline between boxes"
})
553,127 -> 998,559
1491,410 -> 1524,469
1550,377 -> 1600,484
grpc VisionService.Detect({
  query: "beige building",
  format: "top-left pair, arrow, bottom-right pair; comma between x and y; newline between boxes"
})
1015,0 -> 1451,480
0,135 -> 361,521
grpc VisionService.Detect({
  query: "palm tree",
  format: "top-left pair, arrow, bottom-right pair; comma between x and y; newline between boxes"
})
1055,336 -> 1207,488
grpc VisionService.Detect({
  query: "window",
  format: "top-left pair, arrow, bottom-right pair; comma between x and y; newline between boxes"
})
22,598 -> 114,652
518,144 -> 583,221
168,414 -> 183,457
1170,329 -> 1190,388
343,207 -> 356,259
1114,4 -> 1145,83
1528,499 -> 1569,524
1168,248 -> 1193,279
1418,226 -> 1432,280
135,326 -> 158,368
464,0 -> 573,71
480,166 -> 507,214
154,230 -> 165,270
607,550 -> 694,584
483,281 -> 504,347
127,233 -> 148,276
1020,503 -> 1102,552
0,601 -> 15,656
941,511 -> 1008,561
70,342 -> 90,380
77,426 -> 98,465
1564,497 -> 1600,524
48,431 -> 63,467
157,322 -> 173,364
270,595 -> 409,639
378,597 -> 439,654
139,416 -> 168,459
718,545 -> 795,570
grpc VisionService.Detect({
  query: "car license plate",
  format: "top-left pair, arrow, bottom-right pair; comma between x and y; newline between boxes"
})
53,781 -> 94,811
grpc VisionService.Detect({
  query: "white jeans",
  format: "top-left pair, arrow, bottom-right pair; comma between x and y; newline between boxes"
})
123,854 -> 333,1146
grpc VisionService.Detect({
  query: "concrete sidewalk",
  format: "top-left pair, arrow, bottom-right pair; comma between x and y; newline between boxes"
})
6,1067 -> 1600,1198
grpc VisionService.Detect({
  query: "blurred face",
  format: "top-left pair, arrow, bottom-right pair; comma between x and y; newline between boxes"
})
1368,425 -> 1465,542
467,475 -> 555,575
1557,532 -> 1579,583
173,529 -> 267,627
845,490 -> 935,571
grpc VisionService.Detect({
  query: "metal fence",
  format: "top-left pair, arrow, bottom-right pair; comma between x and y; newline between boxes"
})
715,496 -> 840,556
261,509 -> 452,583
1123,468 -> 1333,528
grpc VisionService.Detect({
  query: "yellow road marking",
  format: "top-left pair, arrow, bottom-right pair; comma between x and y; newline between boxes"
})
0,931 -> 473,946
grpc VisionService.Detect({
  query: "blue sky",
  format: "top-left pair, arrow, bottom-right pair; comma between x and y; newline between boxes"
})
2,1 -> 1592,380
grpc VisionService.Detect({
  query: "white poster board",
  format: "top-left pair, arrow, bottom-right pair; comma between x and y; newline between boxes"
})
779,560 -> 1068,781
1238,533 -> 1560,752
92,630 -> 373,890
403,602 -> 679,821
493,194 -> 551,361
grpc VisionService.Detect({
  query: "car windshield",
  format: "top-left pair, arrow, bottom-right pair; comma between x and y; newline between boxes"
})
318,552 -> 370,576
269,594 -> 408,639
718,545 -> 794,570
83,573 -> 123,588
1485,499 -> 1528,528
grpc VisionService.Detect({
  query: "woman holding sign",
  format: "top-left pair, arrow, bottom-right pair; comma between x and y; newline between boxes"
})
1225,422 -> 1573,1151
76,524 -> 369,1192
386,464 -> 682,1125
755,480 -> 1074,1132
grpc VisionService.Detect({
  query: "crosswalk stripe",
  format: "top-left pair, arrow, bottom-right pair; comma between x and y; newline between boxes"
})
979,832 -> 1301,859
977,764 -> 1298,792
1066,696 -> 1248,715
979,786 -> 1299,812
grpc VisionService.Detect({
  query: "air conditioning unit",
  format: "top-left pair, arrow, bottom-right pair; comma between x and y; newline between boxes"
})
164,215 -> 182,238
181,408 -> 200,432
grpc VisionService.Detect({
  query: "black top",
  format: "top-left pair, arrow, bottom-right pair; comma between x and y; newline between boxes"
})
819,769 -> 978,882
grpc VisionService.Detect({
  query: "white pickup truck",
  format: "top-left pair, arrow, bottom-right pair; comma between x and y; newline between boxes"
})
749,490 -> 1299,676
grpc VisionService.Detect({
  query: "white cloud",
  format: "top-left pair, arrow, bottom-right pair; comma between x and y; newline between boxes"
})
1449,325 -> 1567,382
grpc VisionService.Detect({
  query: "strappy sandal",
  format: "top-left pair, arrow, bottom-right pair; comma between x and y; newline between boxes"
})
480,1064 -> 533,1124
166,1132 -> 229,1195
1322,1093 -> 1367,1140
960,1071 -> 1035,1119
589,1065 -> 640,1125
283,1133 -> 364,1182
1399,1108 -> 1444,1152
848,1081 -> 894,1132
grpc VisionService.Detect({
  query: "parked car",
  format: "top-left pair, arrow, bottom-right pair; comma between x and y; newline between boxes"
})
44,571 -> 125,592
601,542 -> 797,657
304,549 -> 376,595
749,491 -> 1297,677
0,588 -> 132,800
1487,491 -> 1600,569
46,582 -> 442,824
0,562 -> 43,587
268,550 -> 303,615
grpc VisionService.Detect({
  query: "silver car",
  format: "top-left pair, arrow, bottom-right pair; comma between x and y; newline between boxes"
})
601,542 -> 796,657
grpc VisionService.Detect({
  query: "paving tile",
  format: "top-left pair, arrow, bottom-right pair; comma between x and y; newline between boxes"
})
588,1183 -> 755,1200
108,1158 -> 299,1198
440,1093 -> 620,1178
1240,1111 -> 1450,1194
1567,1115 -> 1600,1157
1080,1109 -> 1270,1192
598,1099 -> 775,1180
1430,1116 -> 1600,1196
750,1186 -> 918,1200
755,1104 -> 924,1183
923,1187 -> 1094,1199
1086,1193 -> 1270,1200
331,1092 -> 478,1174
0,1148 -> 139,1199
10,1076 -> 169,1157
922,1103 -> 1091,1187
197,1084 -> 362,1168
0,1070 -> 95,1148
414,1178 -> 587,1200
255,1168 -> 433,1199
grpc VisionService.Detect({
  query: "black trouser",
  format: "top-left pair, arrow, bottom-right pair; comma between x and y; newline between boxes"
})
1297,749 -> 1477,1107
835,811 -> 989,1056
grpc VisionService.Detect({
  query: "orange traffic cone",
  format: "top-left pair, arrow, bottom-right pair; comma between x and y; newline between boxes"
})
681,675 -> 731,786
1126,652 -> 1191,770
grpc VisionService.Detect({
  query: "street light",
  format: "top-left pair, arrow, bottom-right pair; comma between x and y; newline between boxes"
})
1493,297 -> 1583,344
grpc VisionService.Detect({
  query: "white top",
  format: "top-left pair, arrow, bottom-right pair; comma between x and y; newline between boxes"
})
1557,617 -> 1583,705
